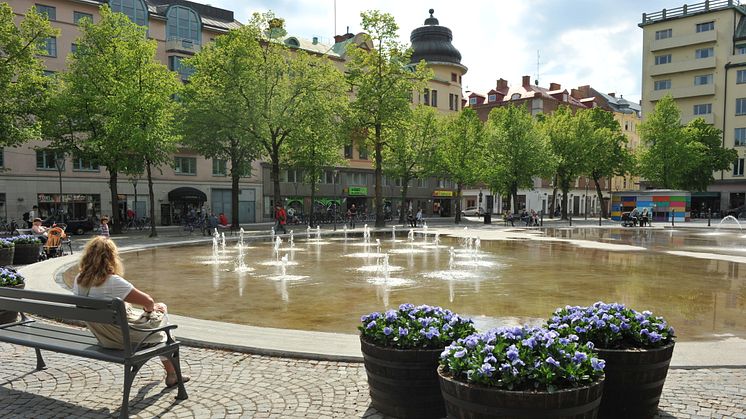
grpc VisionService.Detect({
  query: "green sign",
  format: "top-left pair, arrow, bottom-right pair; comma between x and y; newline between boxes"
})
348,187 -> 368,196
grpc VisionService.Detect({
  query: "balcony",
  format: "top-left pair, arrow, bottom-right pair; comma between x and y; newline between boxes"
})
641,0 -> 739,25
648,83 -> 716,101
649,57 -> 716,76
682,113 -> 715,124
651,30 -> 717,52
166,38 -> 201,55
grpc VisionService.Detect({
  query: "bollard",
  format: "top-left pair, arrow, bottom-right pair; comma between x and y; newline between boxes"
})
671,209 -> 675,227
569,214 -> 572,227
599,212 -> 602,227
540,210 -> 544,227
707,208 -> 711,227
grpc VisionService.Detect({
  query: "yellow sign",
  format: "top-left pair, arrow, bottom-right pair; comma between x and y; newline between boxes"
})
433,190 -> 454,197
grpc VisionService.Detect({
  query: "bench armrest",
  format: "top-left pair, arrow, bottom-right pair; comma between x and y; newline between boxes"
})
130,324 -> 179,351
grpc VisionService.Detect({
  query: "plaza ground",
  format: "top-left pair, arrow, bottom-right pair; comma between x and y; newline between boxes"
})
2,219 -> 746,418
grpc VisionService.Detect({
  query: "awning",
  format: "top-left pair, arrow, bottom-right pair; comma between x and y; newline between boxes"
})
167,187 -> 207,202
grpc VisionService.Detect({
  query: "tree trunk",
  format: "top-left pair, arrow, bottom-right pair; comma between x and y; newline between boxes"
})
309,180 -> 317,228
550,174 -> 558,219
511,184 -> 518,217
455,183 -> 463,224
271,143 -> 282,215
399,178 -> 409,225
593,174 -> 607,219
146,161 -> 157,237
231,155 -> 241,229
374,123 -> 384,228
108,170 -> 121,235
561,177 -> 570,220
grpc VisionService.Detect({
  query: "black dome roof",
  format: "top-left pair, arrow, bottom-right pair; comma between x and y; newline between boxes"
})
410,9 -> 462,65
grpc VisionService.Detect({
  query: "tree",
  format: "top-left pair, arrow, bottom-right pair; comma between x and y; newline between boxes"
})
583,108 -> 633,218
346,10 -> 431,227
483,104 -> 551,215
55,6 -> 178,233
383,105 -> 439,224
436,108 -> 483,224
637,95 -> 687,189
0,3 -> 57,147
542,107 -> 593,220
180,25 -> 264,228
679,118 -> 736,191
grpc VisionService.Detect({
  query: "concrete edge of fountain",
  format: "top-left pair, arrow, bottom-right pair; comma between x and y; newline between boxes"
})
15,235 -> 746,367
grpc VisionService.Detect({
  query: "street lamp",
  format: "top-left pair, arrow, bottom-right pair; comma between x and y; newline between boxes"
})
131,177 -> 139,223
55,153 -> 65,217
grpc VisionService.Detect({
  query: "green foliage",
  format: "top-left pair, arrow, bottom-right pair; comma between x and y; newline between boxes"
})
0,3 -> 58,147
346,10 -> 432,226
638,95 -> 736,190
436,108 -> 483,222
483,104 -> 551,209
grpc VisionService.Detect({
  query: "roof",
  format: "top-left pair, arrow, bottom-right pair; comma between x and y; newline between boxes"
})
99,0 -> 243,32
640,0 -> 745,27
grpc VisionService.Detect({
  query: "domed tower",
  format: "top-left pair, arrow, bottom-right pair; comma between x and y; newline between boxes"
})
410,9 -> 467,113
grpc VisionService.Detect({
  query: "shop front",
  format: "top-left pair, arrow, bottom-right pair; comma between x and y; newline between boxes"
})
36,193 -> 101,220
167,187 -> 207,225
346,186 -> 369,214
432,190 -> 455,217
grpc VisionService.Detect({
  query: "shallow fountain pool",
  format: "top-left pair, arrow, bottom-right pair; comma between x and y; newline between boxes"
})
63,227 -> 746,341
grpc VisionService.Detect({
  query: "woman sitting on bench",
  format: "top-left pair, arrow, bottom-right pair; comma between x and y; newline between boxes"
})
72,237 -> 190,388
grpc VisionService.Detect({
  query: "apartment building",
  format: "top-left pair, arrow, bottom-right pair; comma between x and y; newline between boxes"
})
259,10 -> 467,220
464,77 -> 637,217
640,0 -> 746,212
1,0 -> 265,226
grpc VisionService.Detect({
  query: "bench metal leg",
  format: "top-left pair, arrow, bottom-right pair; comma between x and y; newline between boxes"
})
120,362 -> 143,419
169,348 -> 189,401
34,348 -> 46,370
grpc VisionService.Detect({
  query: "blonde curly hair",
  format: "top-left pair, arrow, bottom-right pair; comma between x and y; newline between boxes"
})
77,236 -> 124,288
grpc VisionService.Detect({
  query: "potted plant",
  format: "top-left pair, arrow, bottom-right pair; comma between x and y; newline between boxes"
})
0,266 -> 25,324
9,235 -> 42,265
359,303 -> 476,419
0,238 -> 14,265
439,326 -> 605,418
548,302 -> 676,419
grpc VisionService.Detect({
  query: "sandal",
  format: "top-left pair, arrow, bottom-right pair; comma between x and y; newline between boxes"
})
165,373 -> 191,388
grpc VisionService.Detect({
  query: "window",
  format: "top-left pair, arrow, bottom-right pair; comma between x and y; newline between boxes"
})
41,37 -> 56,57
695,47 -> 714,59
35,4 -> 56,20
73,11 -> 92,24
0,149 -> 3,167
72,155 -> 98,171
654,79 -> 671,91
736,128 -> 746,146
174,156 -> 196,175
166,5 -> 201,44
431,90 -> 437,107
738,45 -> 746,55
655,29 -> 672,40
36,150 -> 62,170
737,98 -> 746,115
696,21 -> 714,32
109,0 -> 148,27
488,94 -> 497,102
168,56 -> 194,80
454,94 -> 459,110
281,169 -> 301,183
451,73 -> 457,82
343,144 -> 353,159
212,159 -> 226,176
734,158 -> 745,176
449,93 -> 455,110
693,104 -> 712,115
423,89 -> 430,106
469,97 -> 477,105
511,93 -> 521,100
694,74 -> 713,85
359,145 -> 368,160
738,70 -> 746,84
654,54 -> 671,65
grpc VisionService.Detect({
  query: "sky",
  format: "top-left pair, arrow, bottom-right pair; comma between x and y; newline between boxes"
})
205,0 -> 681,103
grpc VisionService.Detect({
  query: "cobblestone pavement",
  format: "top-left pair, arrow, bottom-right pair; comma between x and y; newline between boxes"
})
1,343 -> 745,418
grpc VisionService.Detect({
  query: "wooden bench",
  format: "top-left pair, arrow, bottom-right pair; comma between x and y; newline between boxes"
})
0,288 -> 188,418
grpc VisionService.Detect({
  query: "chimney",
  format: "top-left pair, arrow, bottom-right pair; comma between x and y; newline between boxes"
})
570,88 -> 582,99
522,75 -> 531,87
549,82 -> 561,91
312,36 -> 318,45
333,32 -> 355,43
607,92 -> 616,98
496,78 -> 509,91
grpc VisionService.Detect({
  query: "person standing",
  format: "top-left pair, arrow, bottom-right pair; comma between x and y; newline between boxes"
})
274,204 -> 287,234
348,204 -> 357,229
100,216 -> 110,238
415,208 -> 423,227
28,205 -> 38,228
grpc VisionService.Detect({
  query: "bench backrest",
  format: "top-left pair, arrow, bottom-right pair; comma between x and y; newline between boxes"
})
0,287 -> 134,353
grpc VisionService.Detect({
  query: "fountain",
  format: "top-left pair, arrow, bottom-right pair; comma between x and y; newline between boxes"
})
212,233 -> 220,263
363,224 -> 371,244
392,225 -> 396,242
290,230 -> 295,248
280,254 -> 289,277
381,254 -> 390,281
422,224 -> 429,242
271,226 -> 275,242
376,238 -> 381,254
239,227 -> 245,248
717,215 -> 743,230
235,235 -> 249,272
408,229 -> 415,243
306,226 -> 311,241
273,236 -> 282,260
316,226 -> 321,242
434,232 -> 441,246
344,225 -> 348,240
221,232 -> 226,251
448,246 -> 456,271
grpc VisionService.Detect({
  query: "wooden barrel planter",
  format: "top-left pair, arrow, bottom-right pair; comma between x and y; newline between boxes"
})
12,243 -> 40,265
361,338 -> 445,419
0,282 -> 25,324
595,342 -> 675,419
0,246 -> 14,265
438,366 -> 604,419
